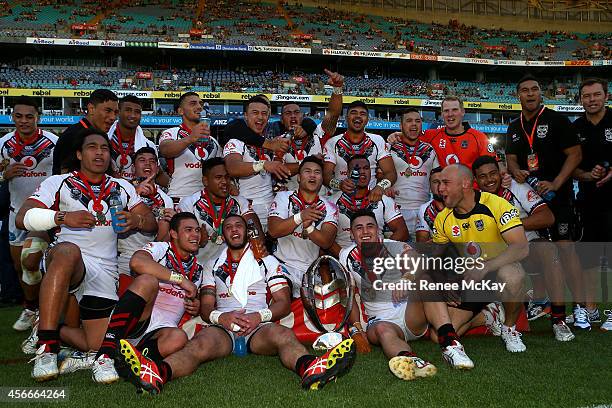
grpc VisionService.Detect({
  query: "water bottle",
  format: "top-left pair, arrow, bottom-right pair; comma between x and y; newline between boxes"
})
197,114 -> 210,144
109,189 -> 125,233
234,336 -> 247,357
350,165 -> 360,196
526,176 -> 555,202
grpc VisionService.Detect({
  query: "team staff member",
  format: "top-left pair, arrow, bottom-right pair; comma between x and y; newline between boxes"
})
415,168 -> 444,242
323,101 -> 397,202
573,77 -> 612,331
159,92 -> 221,202
504,75 -> 588,329
53,89 -> 118,175
0,97 -> 58,332
422,96 -> 495,169
433,164 -> 529,353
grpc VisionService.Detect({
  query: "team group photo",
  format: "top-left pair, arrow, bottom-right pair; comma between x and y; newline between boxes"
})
0,0 -> 610,407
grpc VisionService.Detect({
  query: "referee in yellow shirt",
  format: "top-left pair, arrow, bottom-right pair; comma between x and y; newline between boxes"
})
432,164 -> 529,354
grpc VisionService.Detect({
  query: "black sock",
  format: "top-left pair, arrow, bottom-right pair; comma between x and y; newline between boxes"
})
97,290 -> 146,359
24,298 -> 38,311
437,323 -> 459,348
140,339 -> 163,362
551,304 -> 566,325
397,350 -> 415,357
37,329 -> 60,354
159,361 -> 173,383
295,354 -> 317,377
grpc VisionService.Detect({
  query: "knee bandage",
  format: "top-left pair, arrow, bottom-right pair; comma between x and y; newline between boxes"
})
21,237 -> 48,285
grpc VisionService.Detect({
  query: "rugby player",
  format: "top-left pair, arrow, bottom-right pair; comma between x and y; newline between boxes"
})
107,96 -> 159,182
573,78 -> 612,330
421,96 -> 495,169
432,164 -> 529,352
114,214 -> 356,394
505,75 -> 587,329
94,212 -> 204,383
268,156 -> 338,298
323,101 -> 397,202
329,155 -> 408,255
415,168 -> 444,242
473,155 -> 575,341
178,157 -> 261,263
118,147 -> 174,295
224,95 -> 291,229
389,109 -> 440,235
53,89 -> 118,175
158,92 -> 221,203
340,209 -> 436,380
0,96 -> 57,332
16,129 -> 156,382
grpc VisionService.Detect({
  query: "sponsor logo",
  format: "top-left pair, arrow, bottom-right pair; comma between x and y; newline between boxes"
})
461,140 -> 469,149
20,156 -> 37,170
400,170 -> 427,177
558,223 -> 569,236
393,99 -> 411,105
184,162 -> 202,169
451,225 -> 461,237
22,170 -> 47,177
439,139 -> 446,149
487,143 -> 494,153
512,133 -> 520,142
499,208 -> 519,226
159,286 -> 185,298
475,219 -> 484,231
445,154 -> 459,165
31,89 -> 51,96
605,128 -> 612,142
462,222 -> 470,230
162,92 -> 182,99
555,105 -> 584,112
466,102 -> 482,108
527,190 -> 539,202
497,103 -> 514,110
73,90 -> 92,97
70,188 -> 81,200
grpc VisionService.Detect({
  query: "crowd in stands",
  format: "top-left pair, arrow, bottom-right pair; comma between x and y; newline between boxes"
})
0,1 -> 609,61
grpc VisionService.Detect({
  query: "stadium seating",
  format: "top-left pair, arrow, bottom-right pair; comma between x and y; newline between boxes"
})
0,64 -> 586,104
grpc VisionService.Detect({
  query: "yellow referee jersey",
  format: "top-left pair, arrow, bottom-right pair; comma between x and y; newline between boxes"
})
432,191 -> 523,259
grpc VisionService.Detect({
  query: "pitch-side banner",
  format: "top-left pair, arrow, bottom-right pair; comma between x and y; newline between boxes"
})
26,37 -> 125,47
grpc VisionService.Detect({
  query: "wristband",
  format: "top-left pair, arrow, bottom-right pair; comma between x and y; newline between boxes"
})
293,212 -> 303,225
329,178 -> 341,191
252,160 -> 265,174
377,179 -> 392,190
258,308 -> 273,322
23,208 -> 59,231
349,326 -> 360,336
332,87 -> 343,95
209,310 -> 222,325
169,272 -> 184,285
305,225 -> 315,234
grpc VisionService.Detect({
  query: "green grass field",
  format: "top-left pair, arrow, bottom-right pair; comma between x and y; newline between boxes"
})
0,306 -> 610,408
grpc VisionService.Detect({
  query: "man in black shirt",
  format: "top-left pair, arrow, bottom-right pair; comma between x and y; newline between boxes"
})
573,78 -> 612,331
505,75 -> 587,329
52,89 -> 118,174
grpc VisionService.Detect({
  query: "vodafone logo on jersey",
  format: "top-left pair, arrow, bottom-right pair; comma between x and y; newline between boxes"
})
527,190 -> 539,202
409,156 -> 424,169
115,155 -> 133,170
160,286 -> 185,299
445,154 -> 460,166
87,201 -> 109,217
20,156 -> 37,169
184,162 -> 202,169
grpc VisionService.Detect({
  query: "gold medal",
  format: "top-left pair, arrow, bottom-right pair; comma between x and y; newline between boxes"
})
0,158 -> 9,172
215,235 -> 224,245
404,170 -> 412,179
96,211 -> 106,223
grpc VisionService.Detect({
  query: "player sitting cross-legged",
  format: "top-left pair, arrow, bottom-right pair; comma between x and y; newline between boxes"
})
114,214 -> 357,394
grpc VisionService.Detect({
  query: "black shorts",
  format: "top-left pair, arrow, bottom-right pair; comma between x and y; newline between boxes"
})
541,194 -> 576,241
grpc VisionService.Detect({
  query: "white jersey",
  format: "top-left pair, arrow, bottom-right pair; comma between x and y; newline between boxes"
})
30,172 -> 142,268
140,242 -> 205,330
223,138 -> 273,207
415,199 -> 443,235
333,191 -> 403,248
323,131 -> 390,188
389,141 -> 439,210
108,122 -> 157,181
178,190 -> 254,264
202,249 -> 289,313
282,134 -> 323,192
268,190 -> 338,296
340,239 -> 413,321
0,129 -> 58,212
118,186 -> 173,274
159,124 -> 221,199
498,180 -> 547,241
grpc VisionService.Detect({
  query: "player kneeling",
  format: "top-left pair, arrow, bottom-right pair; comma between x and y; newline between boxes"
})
115,214 -> 356,394
341,209 -> 436,381
92,212 -> 203,383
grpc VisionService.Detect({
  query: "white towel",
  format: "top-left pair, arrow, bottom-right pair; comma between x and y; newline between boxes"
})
108,121 -> 147,147
231,247 -> 264,307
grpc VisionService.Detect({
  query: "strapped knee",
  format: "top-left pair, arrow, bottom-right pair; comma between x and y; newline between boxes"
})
20,237 -> 49,285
